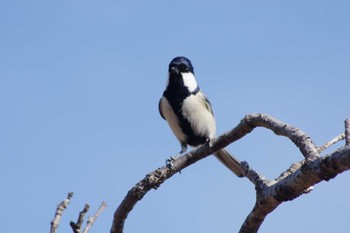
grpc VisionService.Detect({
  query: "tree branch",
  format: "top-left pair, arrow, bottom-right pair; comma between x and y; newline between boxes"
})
239,145 -> 350,233
110,114 -> 350,233
51,192 -> 74,233
345,119 -> 350,145
70,204 -> 90,233
239,118 -> 350,233
83,202 -> 107,233
317,133 -> 345,153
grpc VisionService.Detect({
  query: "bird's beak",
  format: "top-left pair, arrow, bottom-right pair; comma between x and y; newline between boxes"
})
170,66 -> 180,75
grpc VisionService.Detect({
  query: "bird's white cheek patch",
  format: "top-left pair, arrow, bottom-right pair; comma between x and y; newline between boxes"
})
181,72 -> 198,93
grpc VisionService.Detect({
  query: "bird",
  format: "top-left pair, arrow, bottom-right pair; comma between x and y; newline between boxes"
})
158,56 -> 244,177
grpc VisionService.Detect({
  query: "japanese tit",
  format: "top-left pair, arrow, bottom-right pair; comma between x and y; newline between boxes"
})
159,56 -> 243,177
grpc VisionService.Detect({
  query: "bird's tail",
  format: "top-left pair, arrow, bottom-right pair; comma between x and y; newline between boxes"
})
214,149 -> 244,177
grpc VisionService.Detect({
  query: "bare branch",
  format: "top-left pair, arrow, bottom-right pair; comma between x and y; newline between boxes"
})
51,192 -> 74,233
111,167 -> 176,233
83,202 -> 107,233
111,114 -> 350,233
239,196 -> 280,233
241,161 -> 273,190
317,133 -> 345,153
239,145 -> 350,233
70,204 -> 90,233
345,119 -> 350,145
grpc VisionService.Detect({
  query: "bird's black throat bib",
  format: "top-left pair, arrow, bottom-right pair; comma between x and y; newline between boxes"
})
163,84 -> 205,147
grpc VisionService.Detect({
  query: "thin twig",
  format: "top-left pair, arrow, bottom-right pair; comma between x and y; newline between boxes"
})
241,161 -> 272,190
50,192 -> 74,233
317,133 -> 345,153
70,204 -> 90,233
275,160 -> 304,182
83,202 -> 107,233
345,119 -> 350,145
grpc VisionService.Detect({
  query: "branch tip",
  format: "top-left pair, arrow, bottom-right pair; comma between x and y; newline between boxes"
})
345,119 -> 350,145
82,201 -> 107,233
50,192 -> 74,233
317,133 -> 345,153
70,204 -> 90,233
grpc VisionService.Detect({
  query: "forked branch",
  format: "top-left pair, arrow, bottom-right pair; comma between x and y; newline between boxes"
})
110,114 -> 350,233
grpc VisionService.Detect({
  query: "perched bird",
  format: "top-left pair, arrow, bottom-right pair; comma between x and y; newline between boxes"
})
159,56 -> 243,177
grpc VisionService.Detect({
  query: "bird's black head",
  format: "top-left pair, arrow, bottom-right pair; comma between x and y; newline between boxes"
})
168,56 -> 194,74
164,56 -> 199,105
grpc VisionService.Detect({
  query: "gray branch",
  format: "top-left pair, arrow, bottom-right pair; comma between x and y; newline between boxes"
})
110,114 -> 350,233
345,119 -> 350,145
83,202 -> 107,233
70,204 -> 90,233
51,192 -> 74,233
239,145 -> 350,233
317,133 -> 345,153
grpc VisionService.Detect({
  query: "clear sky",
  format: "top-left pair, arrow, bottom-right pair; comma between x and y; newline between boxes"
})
1,1 -> 349,233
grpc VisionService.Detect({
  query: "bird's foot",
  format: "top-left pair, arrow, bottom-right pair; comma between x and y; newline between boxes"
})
166,153 -> 181,173
206,136 -> 214,148
166,154 -> 180,166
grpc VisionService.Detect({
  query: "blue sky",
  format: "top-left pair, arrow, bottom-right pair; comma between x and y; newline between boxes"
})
1,1 -> 349,233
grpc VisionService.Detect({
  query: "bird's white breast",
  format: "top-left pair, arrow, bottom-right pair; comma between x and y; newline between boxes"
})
181,92 -> 216,139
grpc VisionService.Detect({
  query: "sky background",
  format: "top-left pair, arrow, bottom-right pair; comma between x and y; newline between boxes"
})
1,1 -> 349,233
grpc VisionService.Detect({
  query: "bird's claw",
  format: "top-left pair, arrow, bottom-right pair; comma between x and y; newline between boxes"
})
206,137 -> 214,148
166,155 -> 181,173
166,156 -> 176,165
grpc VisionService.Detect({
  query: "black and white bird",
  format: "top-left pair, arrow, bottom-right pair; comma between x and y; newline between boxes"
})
159,56 -> 243,177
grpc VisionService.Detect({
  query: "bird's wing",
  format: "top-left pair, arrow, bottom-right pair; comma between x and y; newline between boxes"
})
200,92 -> 214,116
